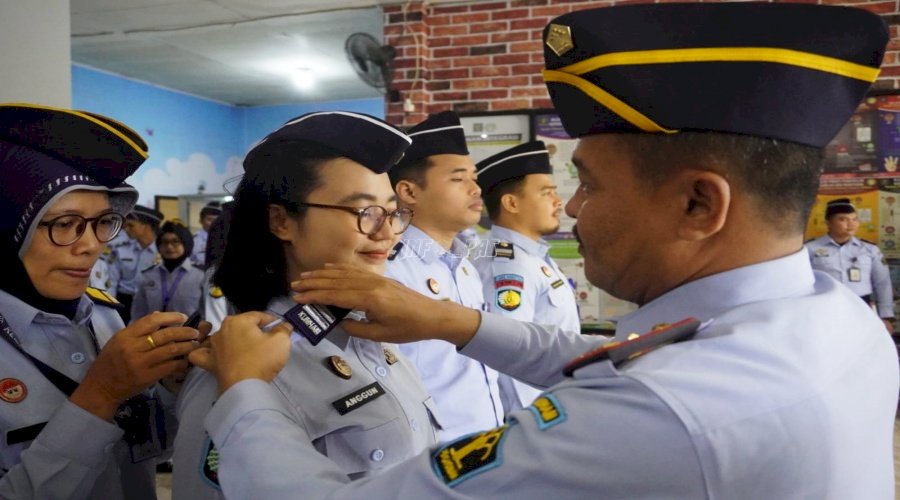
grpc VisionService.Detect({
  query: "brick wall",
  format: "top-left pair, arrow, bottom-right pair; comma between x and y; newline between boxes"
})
383,0 -> 900,128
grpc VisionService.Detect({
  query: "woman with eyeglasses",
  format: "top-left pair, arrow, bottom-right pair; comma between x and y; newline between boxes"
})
131,220 -> 205,322
172,111 -> 441,499
0,104 -> 201,499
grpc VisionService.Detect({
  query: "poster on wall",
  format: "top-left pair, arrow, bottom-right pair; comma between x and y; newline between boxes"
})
460,114 -> 530,164
533,112 -> 637,327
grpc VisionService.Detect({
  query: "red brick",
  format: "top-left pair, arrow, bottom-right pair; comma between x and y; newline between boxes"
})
493,9 -> 531,20
888,39 -> 900,51
493,76 -> 531,86
490,99 -> 532,111
434,47 -> 469,58
393,81 -> 414,91
492,31 -> 530,43
434,91 -> 470,102
856,2 -> 899,14
511,41 -> 543,53
532,5 -> 573,17
473,66 -> 510,77
383,5 -> 402,13
452,12 -> 490,24
877,65 -> 900,76
533,98 -> 554,109
885,51 -> 898,65
428,14 -> 452,26
385,25 -> 404,36
453,34 -> 490,46
454,79 -> 491,90
427,81 -> 452,91
470,21 -> 509,34
511,18 -> 549,30
433,4 -> 469,14
512,87 -> 549,97
433,25 -> 469,37
453,101 -> 490,113
403,68 -> 429,80
531,74 -> 546,85
389,11 -> 423,23
471,89 -> 510,99
453,55 -> 492,67
470,2 -> 508,11
434,68 -> 469,79
393,58 -> 418,70
512,62 -> 545,75
494,54 -> 531,65
471,44 -> 507,55
429,37 -> 452,47
512,0 -> 548,5
389,35 -> 420,47
430,58 -> 453,70
873,78 -> 898,91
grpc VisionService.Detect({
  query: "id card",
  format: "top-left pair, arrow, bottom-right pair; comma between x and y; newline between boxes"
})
849,267 -> 862,282
115,395 -> 165,463
283,303 -> 350,346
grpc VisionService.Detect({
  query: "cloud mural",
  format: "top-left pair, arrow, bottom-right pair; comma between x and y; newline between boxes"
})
131,153 -> 245,206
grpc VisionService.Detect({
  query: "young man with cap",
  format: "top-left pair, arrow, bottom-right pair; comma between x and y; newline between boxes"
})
191,201 -> 221,269
190,4 -> 897,498
806,198 -> 895,333
470,140 -> 579,411
0,104 -> 201,499
111,204 -> 162,323
383,111 -> 504,442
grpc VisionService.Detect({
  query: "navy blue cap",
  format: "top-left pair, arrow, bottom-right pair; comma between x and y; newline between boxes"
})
396,111 -> 469,170
200,200 -> 222,218
245,111 -> 410,175
826,198 -> 856,218
128,205 -> 164,228
476,141 -> 552,192
541,3 -> 888,148
0,103 -> 146,257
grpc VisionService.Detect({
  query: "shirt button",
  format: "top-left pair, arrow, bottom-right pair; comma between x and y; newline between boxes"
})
70,352 -> 85,364
375,366 -> 387,377
370,449 -> 385,462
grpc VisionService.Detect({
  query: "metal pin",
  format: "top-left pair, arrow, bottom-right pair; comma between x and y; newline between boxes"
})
262,318 -> 286,332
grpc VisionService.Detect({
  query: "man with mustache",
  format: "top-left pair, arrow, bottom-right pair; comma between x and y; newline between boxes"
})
471,141 -> 580,411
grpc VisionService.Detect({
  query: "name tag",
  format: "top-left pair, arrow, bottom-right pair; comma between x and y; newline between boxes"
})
849,267 -> 862,282
332,382 -> 385,415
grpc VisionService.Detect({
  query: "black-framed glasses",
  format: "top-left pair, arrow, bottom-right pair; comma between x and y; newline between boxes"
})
297,202 -> 414,236
37,212 -> 125,246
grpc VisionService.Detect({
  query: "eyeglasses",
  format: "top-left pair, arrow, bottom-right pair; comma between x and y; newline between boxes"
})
296,202 -> 414,236
37,212 -> 125,246
158,237 -> 184,247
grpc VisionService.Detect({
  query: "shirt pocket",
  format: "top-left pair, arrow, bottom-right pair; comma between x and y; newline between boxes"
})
323,417 -> 410,476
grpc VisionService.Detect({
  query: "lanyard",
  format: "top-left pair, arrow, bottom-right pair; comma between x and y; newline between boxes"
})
159,267 -> 186,311
0,311 -> 98,397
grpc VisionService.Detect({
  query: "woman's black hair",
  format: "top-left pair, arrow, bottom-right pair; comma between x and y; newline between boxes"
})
214,140 -> 341,312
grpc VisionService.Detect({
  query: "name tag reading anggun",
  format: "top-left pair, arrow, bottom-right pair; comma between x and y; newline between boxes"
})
332,382 -> 385,415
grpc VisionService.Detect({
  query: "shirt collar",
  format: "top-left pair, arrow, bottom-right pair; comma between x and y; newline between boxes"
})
613,250 -> 815,340
826,235 -> 861,247
400,225 -> 469,269
489,225 -> 549,258
0,289 -> 93,337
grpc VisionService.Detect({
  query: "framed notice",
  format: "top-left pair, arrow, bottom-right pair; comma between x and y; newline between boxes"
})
460,113 -> 531,164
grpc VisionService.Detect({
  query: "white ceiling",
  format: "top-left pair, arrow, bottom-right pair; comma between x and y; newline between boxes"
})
70,0 -> 407,106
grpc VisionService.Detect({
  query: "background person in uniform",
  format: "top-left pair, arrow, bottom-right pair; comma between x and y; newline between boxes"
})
199,201 -> 235,333
172,111 -> 440,498
806,198 -> 895,333
0,104 -> 202,499
190,201 -> 221,269
189,4 -> 897,499
131,220 -> 205,321
383,111 -> 503,442
471,140 -> 579,411
112,205 -> 162,323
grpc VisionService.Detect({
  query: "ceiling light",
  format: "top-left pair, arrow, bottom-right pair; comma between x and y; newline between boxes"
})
291,67 -> 314,91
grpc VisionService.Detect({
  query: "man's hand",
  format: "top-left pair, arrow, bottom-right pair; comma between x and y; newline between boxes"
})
189,312 -> 293,395
291,263 -> 481,347
883,318 -> 894,335
71,312 -> 201,420
160,319 -> 213,394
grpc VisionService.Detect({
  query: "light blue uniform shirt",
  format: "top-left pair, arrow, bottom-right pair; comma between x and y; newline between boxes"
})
191,229 -> 208,268
0,290 -> 169,500
471,225 -> 580,410
203,250 -> 898,499
806,234 -> 894,318
130,260 -> 205,321
111,240 -> 158,296
385,225 -> 503,442
173,297 -> 438,499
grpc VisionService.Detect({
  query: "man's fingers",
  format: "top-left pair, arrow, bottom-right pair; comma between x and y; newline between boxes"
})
151,326 -> 200,346
144,339 -> 200,365
127,311 -> 189,336
189,347 -> 215,371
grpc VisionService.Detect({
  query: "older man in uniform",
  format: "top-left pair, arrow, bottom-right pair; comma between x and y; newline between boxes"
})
191,3 -> 898,499
471,141 -> 579,411
111,205 -> 162,323
807,198 -> 895,332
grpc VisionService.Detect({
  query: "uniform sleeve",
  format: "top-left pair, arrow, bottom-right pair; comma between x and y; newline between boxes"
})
870,246 -> 895,318
0,400 -> 123,500
459,312 -> 607,389
172,369 -> 227,500
481,261 -> 538,323
206,376 -> 706,500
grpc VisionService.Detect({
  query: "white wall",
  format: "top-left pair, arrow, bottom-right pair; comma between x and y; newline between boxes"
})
0,0 -> 71,107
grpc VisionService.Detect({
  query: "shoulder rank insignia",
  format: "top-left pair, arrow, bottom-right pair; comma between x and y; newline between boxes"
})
85,287 -> 124,309
563,317 -> 701,376
209,286 -> 224,299
528,394 -> 566,430
493,241 -> 514,259
545,23 -> 574,57
388,241 -> 404,261
432,424 -> 511,487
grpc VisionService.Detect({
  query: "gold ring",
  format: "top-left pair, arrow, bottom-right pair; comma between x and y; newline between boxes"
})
146,335 -> 157,349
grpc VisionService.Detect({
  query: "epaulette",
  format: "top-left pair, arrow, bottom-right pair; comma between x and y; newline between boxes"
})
563,317 -> 700,376
85,287 -> 124,309
388,241 -> 404,261
209,286 -> 224,299
140,264 -> 157,273
803,237 -> 816,244
493,241 -> 515,259
860,238 -> 879,246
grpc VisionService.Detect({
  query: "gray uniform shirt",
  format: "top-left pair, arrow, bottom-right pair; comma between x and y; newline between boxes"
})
172,296 -> 439,499
0,289 -> 168,500
131,261 -> 205,321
